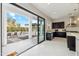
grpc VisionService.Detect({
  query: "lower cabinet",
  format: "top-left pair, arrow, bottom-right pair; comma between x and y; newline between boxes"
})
46,32 -> 66,40
53,32 -> 66,38
46,32 -> 53,40
67,36 -> 76,51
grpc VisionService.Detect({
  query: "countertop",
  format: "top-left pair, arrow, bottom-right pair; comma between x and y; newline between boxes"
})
67,32 -> 79,55
67,32 -> 79,39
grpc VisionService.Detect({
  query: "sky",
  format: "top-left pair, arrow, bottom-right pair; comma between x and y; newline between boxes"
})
7,12 -> 29,26
7,12 -> 38,27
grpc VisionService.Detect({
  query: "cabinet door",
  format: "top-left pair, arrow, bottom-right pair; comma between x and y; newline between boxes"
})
46,33 -> 51,40
67,36 -> 76,51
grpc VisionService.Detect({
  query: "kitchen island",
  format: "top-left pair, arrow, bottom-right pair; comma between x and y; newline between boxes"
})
67,32 -> 79,56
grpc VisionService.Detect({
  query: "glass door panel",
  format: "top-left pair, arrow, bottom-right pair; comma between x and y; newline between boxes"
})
31,17 -> 38,45
2,12 -> 31,55
38,17 -> 45,43
2,4 -> 38,56
26,14 -> 38,48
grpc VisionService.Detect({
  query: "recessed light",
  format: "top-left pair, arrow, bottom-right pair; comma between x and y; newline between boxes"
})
47,3 -> 51,5
74,20 -> 77,23
77,18 -> 79,21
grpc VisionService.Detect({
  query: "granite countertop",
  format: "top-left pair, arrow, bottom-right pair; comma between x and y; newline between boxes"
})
67,32 -> 79,39
67,31 -> 79,55
66,31 -> 79,33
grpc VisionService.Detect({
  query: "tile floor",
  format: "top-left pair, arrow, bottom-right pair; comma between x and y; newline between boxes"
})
20,37 -> 76,56
2,37 -> 37,56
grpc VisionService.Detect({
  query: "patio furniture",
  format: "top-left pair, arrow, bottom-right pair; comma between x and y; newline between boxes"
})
18,34 -> 28,40
7,33 -> 11,36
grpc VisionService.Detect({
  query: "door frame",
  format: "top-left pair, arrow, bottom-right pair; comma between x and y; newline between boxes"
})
38,16 -> 45,44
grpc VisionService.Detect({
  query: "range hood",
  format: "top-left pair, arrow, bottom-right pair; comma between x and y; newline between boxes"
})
66,16 -> 77,27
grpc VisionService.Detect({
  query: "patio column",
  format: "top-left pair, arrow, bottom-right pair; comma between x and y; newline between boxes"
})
29,17 -> 32,40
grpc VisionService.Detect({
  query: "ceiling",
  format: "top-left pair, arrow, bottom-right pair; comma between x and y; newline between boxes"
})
32,3 -> 79,20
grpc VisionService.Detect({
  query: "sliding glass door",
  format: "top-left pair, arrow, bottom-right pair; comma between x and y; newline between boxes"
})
38,17 -> 45,43
2,3 -> 45,56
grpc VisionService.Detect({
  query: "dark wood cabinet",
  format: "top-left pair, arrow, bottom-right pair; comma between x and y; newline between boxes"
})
46,32 -> 53,40
46,32 -> 66,41
67,36 -> 76,51
53,32 -> 66,38
52,22 -> 64,29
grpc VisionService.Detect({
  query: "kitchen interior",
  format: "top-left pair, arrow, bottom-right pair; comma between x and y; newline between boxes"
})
46,8 -> 79,55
